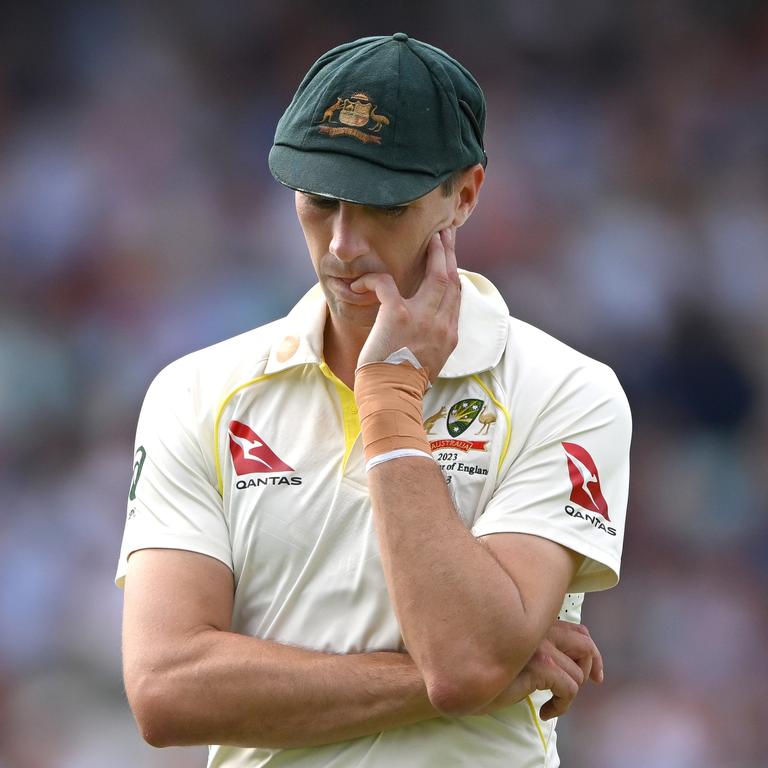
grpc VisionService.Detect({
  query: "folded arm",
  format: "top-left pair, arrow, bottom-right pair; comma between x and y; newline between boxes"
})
366,458 -> 583,715
122,548 -> 599,748
122,548 -> 435,748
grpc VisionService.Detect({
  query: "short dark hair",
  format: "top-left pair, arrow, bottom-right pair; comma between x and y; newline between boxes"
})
440,166 -> 474,197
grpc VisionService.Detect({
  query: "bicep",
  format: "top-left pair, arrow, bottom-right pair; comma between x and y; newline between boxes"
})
473,368 -> 631,593
122,548 -> 235,685
480,532 -> 583,631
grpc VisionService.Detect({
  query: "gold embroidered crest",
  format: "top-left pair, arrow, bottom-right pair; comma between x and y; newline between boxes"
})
319,92 -> 390,144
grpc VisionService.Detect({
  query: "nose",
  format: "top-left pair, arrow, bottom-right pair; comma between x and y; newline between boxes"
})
329,203 -> 369,262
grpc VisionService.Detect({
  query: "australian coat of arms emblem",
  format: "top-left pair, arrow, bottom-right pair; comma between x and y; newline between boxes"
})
319,92 -> 390,145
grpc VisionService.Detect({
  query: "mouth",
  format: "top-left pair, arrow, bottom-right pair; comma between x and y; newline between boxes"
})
326,275 -> 379,305
327,273 -> 379,290
328,273 -> 368,282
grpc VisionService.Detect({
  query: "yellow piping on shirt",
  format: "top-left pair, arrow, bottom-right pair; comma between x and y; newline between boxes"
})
213,372 -> 283,495
470,374 -> 511,473
525,695 -> 549,754
214,362 -> 360,495
319,361 -> 360,473
470,376 -> 550,752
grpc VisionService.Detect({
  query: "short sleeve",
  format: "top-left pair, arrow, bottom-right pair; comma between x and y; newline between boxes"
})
472,365 -> 631,592
115,360 -> 232,588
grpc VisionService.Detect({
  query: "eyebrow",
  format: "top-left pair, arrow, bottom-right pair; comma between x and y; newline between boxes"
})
305,193 -> 409,212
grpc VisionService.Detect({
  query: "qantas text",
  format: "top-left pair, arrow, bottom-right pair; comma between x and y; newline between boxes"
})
564,504 -> 616,536
235,476 -> 303,490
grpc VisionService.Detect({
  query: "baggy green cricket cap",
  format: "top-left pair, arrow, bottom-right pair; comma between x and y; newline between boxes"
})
269,33 -> 487,207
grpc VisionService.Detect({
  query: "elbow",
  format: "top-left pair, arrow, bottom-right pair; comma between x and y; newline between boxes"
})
137,715 -> 176,750
426,664 -> 512,717
138,719 -> 173,750
126,673 -> 183,748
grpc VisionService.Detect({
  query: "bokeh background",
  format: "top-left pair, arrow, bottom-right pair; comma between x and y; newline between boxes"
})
1,1 -> 767,766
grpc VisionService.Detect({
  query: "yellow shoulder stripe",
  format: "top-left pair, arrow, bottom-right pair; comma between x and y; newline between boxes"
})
213,372 -> 283,495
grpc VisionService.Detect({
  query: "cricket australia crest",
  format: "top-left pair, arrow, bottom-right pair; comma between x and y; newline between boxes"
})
429,397 -> 490,454
319,92 -> 390,145
447,399 -> 484,436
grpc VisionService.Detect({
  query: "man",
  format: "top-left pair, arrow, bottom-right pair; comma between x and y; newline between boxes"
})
117,34 -> 631,767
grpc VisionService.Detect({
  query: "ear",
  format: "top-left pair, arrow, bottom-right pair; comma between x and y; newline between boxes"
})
451,164 -> 485,228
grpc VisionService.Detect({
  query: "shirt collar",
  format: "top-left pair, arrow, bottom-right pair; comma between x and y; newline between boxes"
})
264,269 -> 509,378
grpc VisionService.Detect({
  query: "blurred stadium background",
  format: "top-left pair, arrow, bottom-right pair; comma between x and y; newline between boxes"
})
1,1 -> 766,766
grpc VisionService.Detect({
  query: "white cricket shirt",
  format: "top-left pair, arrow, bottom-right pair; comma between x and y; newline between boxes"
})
117,270 -> 631,767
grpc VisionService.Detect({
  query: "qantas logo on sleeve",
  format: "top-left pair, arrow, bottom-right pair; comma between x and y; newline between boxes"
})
562,442 -> 609,520
228,420 -> 294,474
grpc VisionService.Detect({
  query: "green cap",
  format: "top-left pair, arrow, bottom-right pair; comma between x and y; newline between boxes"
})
269,34 -> 487,207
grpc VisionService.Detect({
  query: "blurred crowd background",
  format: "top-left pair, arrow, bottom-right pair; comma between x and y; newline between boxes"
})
1,1 -> 766,766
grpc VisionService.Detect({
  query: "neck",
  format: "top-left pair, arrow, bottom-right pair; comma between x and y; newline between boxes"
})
322,313 -> 370,390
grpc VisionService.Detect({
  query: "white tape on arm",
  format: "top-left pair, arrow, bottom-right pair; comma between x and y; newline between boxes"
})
365,448 -> 435,473
383,347 -> 423,369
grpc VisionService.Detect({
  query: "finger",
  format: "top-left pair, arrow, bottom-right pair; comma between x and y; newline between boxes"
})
529,644 -> 584,696
349,272 -> 402,307
590,643 -> 604,684
537,652 -> 580,721
577,625 -> 604,683
434,228 -> 461,322
549,621 -> 604,684
549,645 -> 585,689
570,624 -> 603,684
540,694 -> 572,721
557,625 -> 594,683
441,226 -> 459,285
554,637 -> 593,688
434,274 -> 461,347
540,690 -> 577,720
578,653 -> 593,687
414,232 -> 450,310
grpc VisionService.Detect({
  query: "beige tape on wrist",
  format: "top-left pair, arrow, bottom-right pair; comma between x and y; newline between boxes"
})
354,362 -> 432,463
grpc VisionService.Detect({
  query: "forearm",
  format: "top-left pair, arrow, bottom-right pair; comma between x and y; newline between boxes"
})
367,457 -> 543,711
128,629 -> 438,749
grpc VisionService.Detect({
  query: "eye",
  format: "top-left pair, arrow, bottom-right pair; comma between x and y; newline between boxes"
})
305,195 -> 338,210
377,205 -> 407,218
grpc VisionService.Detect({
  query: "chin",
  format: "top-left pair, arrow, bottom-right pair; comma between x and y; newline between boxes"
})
332,299 -> 378,326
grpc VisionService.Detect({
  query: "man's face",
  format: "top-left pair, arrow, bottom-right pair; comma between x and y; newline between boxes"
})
295,185 -> 458,327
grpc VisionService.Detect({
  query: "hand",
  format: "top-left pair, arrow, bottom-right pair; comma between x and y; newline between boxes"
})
481,621 -> 604,720
544,620 -> 604,688
351,227 -> 460,382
